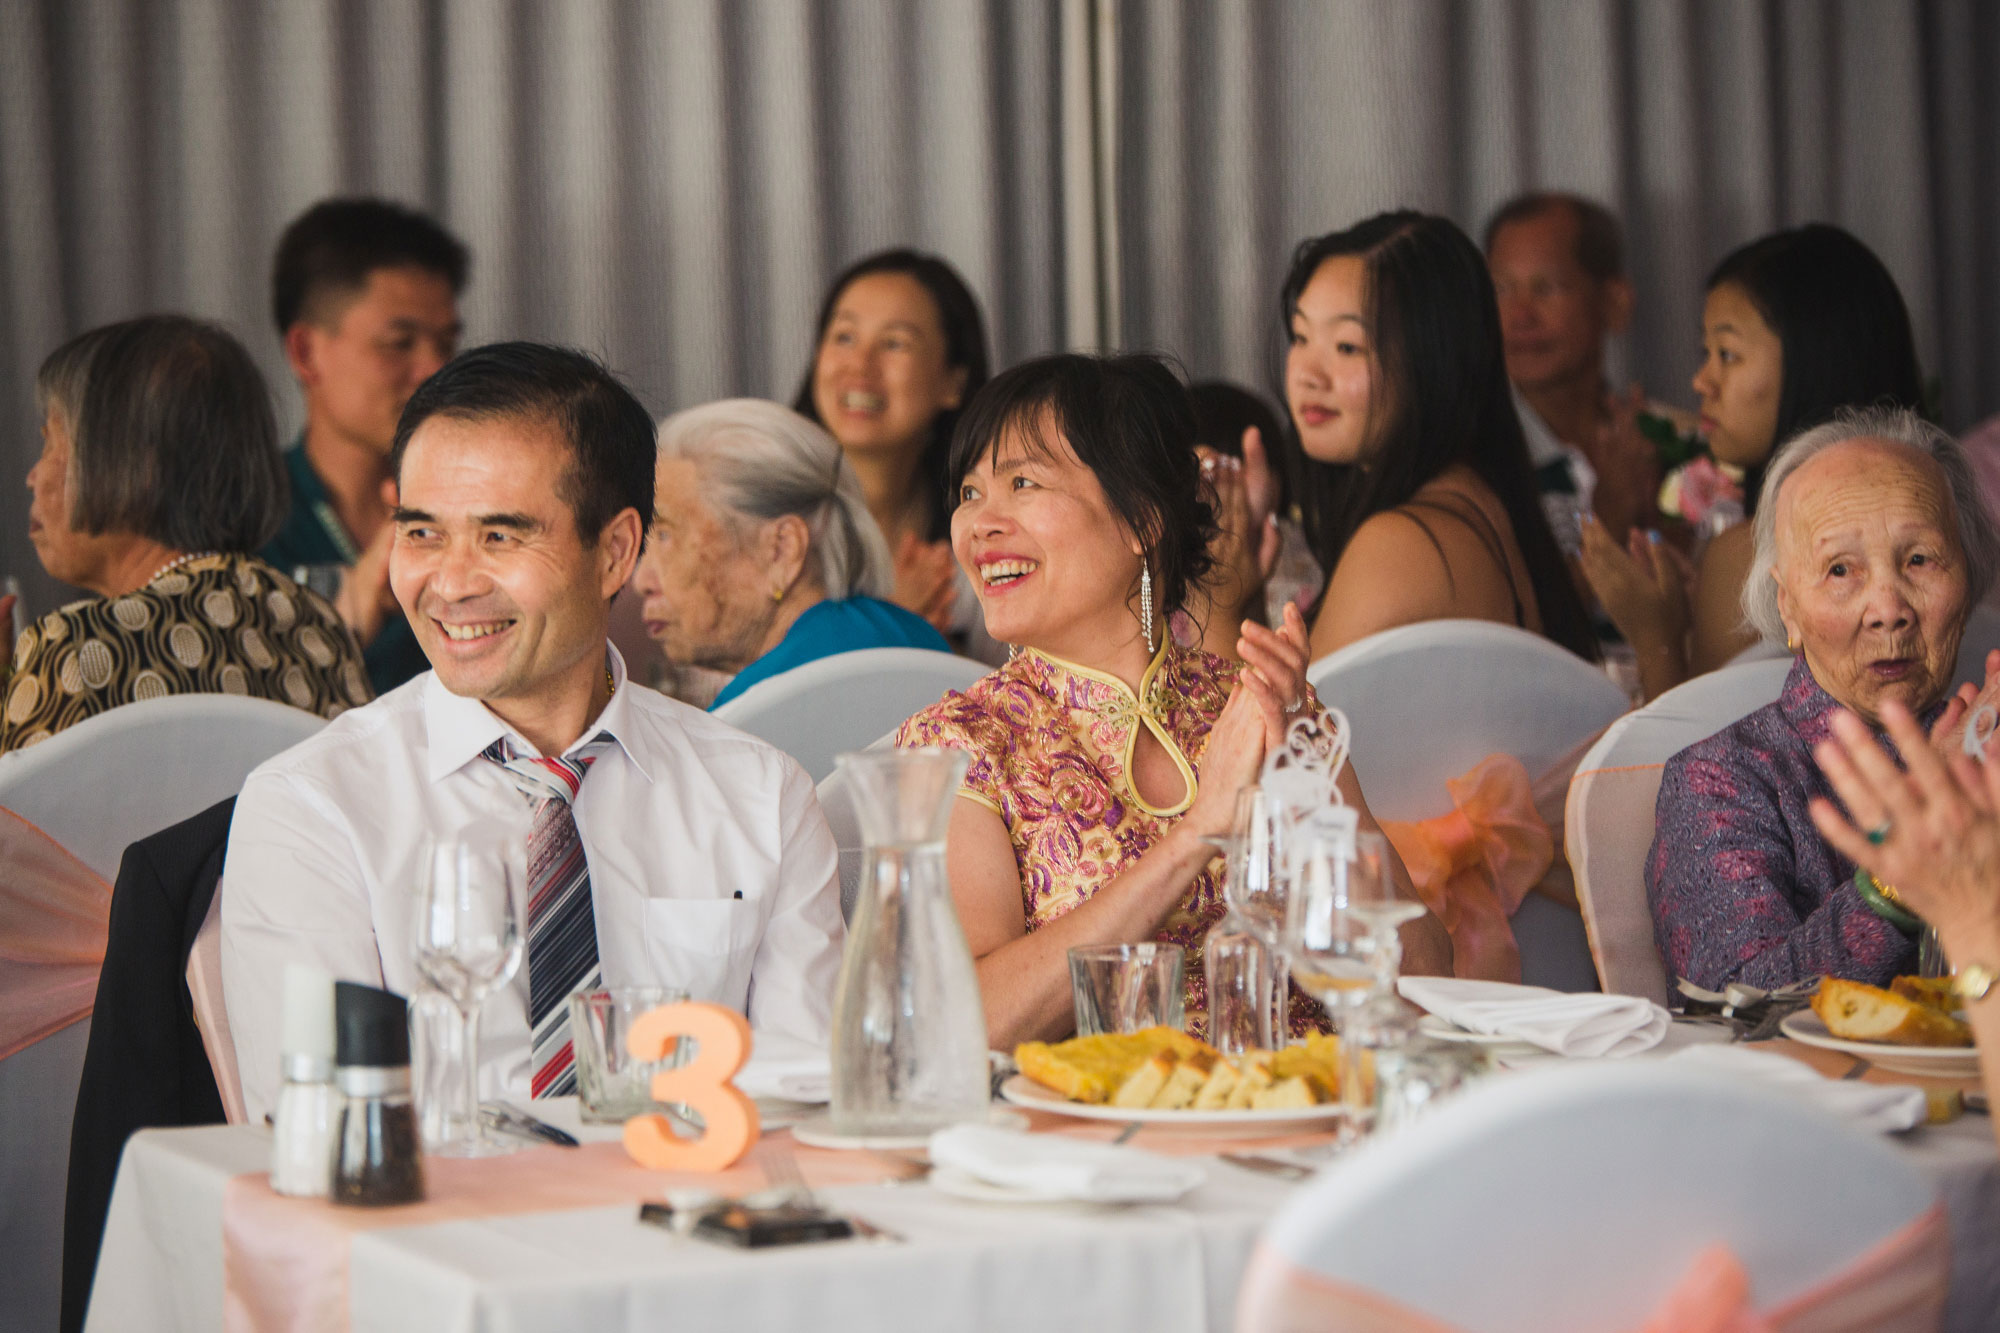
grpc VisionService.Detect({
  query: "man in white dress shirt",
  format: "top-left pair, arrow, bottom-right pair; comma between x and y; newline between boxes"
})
221,342 -> 844,1121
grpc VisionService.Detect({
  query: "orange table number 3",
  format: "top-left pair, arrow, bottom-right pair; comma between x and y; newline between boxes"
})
620,1001 -> 761,1171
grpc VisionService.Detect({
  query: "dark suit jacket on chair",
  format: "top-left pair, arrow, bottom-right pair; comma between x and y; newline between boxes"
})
60,797 -> 234,1333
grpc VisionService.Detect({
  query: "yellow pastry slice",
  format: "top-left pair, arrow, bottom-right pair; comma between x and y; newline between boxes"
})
1814,977 -> 1971,1047
1113,1050 -> 1179,1108
1251,1075 -> 1318,1110
1226,1054 -> 1276,1109
1191,1058 -> 1241,1110
1149,1051 -> 1216,1110
1014,1027 -> 1205,1104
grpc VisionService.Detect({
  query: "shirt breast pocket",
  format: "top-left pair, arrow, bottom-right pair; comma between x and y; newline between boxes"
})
639,898 -> 759,1008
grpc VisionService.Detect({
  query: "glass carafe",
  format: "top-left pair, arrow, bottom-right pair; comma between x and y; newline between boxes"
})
829,748 -> 990,1136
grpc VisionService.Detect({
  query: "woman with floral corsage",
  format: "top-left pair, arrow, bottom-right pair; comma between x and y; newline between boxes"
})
895,354 -> 1450,1047
1581,224 -> 1925,702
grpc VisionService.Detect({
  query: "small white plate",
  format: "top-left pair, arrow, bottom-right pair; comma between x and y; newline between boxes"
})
997,1074 -> 1342,1132
1416,1015 -> 1544,1050
789,1107 -> 1028,1152
1778,1011 -> 1981,1077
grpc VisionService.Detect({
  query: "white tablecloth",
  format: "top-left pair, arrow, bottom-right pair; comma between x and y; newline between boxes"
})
85,1076 -> 2000,1333
84,1110 -> 1289,1333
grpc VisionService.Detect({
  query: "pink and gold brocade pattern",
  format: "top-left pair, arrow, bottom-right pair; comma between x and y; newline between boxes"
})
896,641 -> 1325,1039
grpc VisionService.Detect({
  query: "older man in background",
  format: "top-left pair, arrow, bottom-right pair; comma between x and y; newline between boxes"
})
222,342 -> 843,1121
1485,192 -> 1660,549
262,197 -> 468,694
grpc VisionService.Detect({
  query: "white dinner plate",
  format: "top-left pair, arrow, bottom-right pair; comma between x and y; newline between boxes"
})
1416,1015 -> 1545,1050
1778,1011 -> 1981,1077
789,1107 -> 1028,1152
997,1074 -> 1343,1132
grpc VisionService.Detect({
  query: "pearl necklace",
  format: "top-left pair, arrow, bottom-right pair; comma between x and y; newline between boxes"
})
146,551 -> 220,585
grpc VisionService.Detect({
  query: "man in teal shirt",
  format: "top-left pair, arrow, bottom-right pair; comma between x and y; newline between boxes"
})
263,199 -> 468,694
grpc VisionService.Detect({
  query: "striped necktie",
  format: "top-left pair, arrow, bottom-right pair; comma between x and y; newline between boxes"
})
480,733 -> 617,1099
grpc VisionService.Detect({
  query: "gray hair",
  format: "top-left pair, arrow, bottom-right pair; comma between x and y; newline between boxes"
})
36,315 -> 285,553
1743,406 -> 2000,643
656,399 -> 892,601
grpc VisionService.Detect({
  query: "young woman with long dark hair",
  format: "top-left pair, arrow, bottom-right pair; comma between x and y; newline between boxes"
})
1278,211 -> 1599,661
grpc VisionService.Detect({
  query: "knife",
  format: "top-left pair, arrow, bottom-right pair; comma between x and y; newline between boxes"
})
480,1102 -> 581,1147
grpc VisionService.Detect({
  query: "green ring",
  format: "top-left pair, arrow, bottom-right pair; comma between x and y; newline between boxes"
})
1865,820 -> 1893,846
1854,868 -> 1923,936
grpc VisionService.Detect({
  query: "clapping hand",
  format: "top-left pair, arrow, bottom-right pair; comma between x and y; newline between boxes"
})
1578,514 -> 1691,654
892,531 -> 960,635
1811,699 -> 2000,945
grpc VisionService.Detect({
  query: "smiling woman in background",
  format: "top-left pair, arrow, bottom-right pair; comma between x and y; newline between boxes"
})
631,399 -> 948,710
1648,407 -> 2000,990
897,352 -> 1449,1047
794,249 -> 993,651
1277,211 -> 1600,663
3,315 -> 369,752
1581,224 -> 1926,700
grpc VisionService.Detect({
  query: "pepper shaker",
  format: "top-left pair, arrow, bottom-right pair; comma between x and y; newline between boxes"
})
330,982 -> 425,1206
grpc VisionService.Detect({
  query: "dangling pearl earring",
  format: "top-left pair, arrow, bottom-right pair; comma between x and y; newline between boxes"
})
1140,562 -> 1156,654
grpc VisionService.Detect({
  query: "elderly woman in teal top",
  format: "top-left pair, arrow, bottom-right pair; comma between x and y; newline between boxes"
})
633,399 -> 949,708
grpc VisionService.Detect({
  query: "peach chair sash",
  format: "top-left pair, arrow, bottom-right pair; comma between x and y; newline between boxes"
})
187,887 -> 246,1124
1380,753 -> 1553,984
0,808 -> 112,1060
1237,1204 -> 1947,1333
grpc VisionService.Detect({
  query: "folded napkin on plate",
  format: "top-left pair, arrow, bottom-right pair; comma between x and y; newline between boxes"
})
1398,977 -> 1670,1058
734,1053 -> 830,1104
927,1124 -> 1206,1204
1666,1045 -> 1926,1134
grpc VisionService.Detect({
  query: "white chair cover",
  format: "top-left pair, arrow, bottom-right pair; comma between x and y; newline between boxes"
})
0,693 -> 322,1331
0,692 -> 325,881
1237,1061 -> 1946,1332
1567,658 -> 1795,1004
711,647 -> 990,784
1308,621 -> 1633,991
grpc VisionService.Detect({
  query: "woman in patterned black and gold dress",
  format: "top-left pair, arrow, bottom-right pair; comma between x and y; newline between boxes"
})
2,316 -> 370,752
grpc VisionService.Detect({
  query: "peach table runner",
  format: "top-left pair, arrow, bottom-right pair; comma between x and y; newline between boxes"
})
222,1113 -> 1341,1332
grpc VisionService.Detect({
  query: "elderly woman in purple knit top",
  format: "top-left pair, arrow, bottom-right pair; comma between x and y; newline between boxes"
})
1648,407 -> 2000,989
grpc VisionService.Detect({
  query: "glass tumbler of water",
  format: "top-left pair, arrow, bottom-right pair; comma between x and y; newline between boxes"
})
1068,942 -> 1186,1036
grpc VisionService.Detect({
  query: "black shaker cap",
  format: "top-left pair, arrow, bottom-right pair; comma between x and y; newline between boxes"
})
335,981 -> 411,1068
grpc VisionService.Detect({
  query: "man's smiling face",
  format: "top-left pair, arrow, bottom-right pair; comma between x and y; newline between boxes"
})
390,412 -> 611,706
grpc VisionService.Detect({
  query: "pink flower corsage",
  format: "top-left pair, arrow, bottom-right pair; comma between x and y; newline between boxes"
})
1658,455 -> 1745,528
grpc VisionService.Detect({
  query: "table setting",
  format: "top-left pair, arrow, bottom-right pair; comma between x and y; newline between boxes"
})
83,740 -> 2000,1332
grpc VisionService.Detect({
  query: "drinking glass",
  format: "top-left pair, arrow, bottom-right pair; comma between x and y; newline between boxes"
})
1283,828 -> 1416,1136
1069,943 -> 1185,1035
570,985 -> 691,1124
1221,786 -> 1292,1040
413,822 -> 525,1157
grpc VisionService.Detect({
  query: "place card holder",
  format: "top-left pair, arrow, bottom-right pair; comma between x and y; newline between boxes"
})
621,1001 -> 761,1171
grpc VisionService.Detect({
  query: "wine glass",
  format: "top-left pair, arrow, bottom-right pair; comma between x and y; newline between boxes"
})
413,821 -> 526,1157
1283,826 -> 1416,1136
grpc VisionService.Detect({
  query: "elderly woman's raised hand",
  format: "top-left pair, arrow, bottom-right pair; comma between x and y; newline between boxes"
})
1810,699 -> 2000,947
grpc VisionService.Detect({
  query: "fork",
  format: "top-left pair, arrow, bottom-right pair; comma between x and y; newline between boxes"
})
754,1139 -> 817,1208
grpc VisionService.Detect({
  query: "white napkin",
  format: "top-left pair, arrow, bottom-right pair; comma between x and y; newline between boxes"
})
1666,1045 -> 1927,1134
1398,977 -> 1670,1058
733,1037 -> 830,1104
927,1124 -> 1206,1204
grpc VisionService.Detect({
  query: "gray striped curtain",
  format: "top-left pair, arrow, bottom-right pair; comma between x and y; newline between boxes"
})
5,0 -> 1998,620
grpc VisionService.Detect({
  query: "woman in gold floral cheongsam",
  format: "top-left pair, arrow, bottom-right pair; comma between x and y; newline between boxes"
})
896,353 -> 1449,1045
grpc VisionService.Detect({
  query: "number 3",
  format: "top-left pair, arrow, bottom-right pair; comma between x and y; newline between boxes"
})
621,1001 -> 761,1171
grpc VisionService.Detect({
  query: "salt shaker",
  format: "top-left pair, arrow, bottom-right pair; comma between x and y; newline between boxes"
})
331,982 -> 424,1206
269,964 -> 339,1197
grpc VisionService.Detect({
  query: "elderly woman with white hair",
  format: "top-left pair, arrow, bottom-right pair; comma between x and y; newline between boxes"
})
631,399 -> 950,709
1647,406 -> 2000,989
